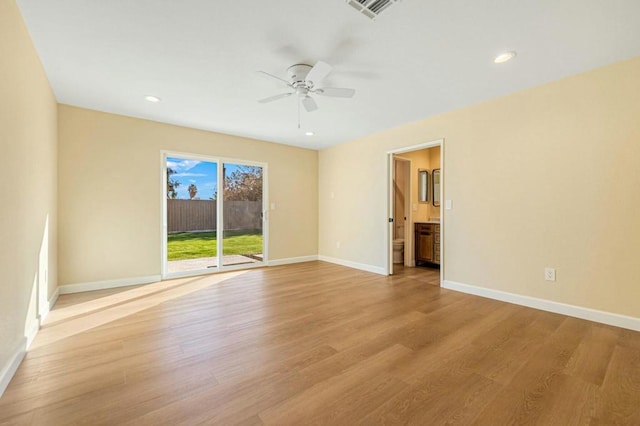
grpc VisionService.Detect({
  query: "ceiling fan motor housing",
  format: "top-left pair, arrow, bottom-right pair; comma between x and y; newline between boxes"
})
287,64 -> 313,83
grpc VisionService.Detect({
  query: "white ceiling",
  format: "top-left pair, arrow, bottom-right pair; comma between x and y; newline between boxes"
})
17,0 -> 640,150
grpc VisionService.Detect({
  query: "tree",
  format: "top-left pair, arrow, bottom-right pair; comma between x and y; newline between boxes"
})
224,166 -> 262,201
167,168 -> 181,199
188,183 -> 198,200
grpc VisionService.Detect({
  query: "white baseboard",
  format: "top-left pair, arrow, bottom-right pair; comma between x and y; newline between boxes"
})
0,339 -> 26,398
25,319 -> 40,349
318,255 -> 386,276
48,287 -> 59,313
59,275 -> 162,295
269,255 -> 319,266
0,288 -> 61,398
442,280 -> 640,332
38,287 -> 60,323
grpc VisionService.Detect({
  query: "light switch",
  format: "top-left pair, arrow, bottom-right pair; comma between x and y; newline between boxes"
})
330,192 -> 335,199
412,203 -> 418,211
270,203 -> 276,210
445,200 -> 453,210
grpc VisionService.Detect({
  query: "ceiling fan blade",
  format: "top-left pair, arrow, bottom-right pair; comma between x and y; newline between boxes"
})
257,71 -> 292,87
306,61 -> 332,85
314,87 -> 356,98
258,92 -> 293,103
302,95 -> 318,112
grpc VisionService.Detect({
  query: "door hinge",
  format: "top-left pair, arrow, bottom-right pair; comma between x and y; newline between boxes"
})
389,218 -> 394,223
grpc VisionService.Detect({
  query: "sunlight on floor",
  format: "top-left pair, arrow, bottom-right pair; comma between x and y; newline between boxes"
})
32,270 -> 248,350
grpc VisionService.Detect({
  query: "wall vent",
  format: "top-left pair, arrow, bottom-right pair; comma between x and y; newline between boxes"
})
346,0 -> 401,19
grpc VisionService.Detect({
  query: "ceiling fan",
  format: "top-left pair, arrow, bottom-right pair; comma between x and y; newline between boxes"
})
257,61 -> 356,123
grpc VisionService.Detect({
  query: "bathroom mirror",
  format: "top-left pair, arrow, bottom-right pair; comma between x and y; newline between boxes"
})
418,169 -> 429,203
432,169 -> 441,207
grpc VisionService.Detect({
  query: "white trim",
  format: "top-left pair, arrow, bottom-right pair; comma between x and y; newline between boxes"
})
261,163 -> 269,265
318,255 -> 386,275
0,339 -> 26,398
59,275 -> 161,294
0,289 -> 62,398
385,139 -> 444,281
388,140 -> 444,155
25,319 -> 40,349
161,152 -> 168,277
48,287 -> 59,314
387,153 -> 395,275
216,157 -> 224,273
38,287 -> 59,323
442,280 -> 640,332
439,141 -> 445,286
269,255 -> 319,266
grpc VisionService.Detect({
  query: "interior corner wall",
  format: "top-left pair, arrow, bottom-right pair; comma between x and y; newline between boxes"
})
0,0 -> 58,388
319,56 -> 640,319
57,105 -> 318,287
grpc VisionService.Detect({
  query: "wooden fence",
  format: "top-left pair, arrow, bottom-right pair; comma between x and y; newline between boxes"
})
167,199 -> 262,233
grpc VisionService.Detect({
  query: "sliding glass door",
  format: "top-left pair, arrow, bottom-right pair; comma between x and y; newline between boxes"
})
163,153 -> 266,277
221,163 -> 264,267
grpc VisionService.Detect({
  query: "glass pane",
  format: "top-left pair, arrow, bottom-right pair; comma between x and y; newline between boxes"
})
166,157 -> 218,273
222,163 -> 264,267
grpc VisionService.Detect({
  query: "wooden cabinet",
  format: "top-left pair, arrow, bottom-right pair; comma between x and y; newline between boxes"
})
415,223 -> 440,266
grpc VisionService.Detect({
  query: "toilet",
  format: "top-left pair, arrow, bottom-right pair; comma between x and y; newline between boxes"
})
393,239 -> 404,264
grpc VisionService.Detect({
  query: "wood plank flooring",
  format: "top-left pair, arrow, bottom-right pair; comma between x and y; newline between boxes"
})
1,261 -> 639,425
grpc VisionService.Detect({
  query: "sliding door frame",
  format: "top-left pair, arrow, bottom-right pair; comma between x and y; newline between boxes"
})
160,150 -> 269,279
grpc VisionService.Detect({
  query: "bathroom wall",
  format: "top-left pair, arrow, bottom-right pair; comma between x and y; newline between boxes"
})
428,146 -> 441,219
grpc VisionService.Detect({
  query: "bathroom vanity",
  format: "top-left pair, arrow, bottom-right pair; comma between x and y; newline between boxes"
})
415,222 -> 440,266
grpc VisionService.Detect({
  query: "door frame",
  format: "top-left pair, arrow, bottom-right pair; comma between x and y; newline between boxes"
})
385,139 -> 444,284
160,150 -> 269,279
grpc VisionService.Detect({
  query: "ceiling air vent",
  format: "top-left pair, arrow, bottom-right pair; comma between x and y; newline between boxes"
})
346,0 -> 401,20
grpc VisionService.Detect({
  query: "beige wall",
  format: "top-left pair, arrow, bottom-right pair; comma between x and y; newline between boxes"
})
0,0 -> 58,375
58,105 -> 318,286
319,56 -> 640,318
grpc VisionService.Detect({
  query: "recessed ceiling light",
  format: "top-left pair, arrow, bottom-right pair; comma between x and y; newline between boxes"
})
494,51 -> 517,64
145,95 -> 161,103
305,131 -> 314,136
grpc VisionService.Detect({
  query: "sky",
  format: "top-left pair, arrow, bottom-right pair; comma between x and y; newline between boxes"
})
166,157 -> 247,200
167,157 -> 218,200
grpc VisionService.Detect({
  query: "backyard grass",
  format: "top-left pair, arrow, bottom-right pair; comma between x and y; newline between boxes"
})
167,231 -> 263,261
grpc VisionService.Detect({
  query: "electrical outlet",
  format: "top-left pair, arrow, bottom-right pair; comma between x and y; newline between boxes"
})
545,267 -> 556,282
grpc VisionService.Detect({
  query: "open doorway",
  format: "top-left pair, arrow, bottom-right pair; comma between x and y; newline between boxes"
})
387,140 -> 444,284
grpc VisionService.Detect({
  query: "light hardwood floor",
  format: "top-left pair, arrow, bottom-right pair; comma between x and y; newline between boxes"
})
1,261 -> 639,425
